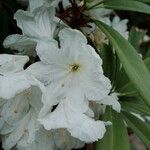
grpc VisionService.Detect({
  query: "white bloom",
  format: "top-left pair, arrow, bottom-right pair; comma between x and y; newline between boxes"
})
0,54 -> 84,149
0,54 -> 56,150
84,1 -> 128,39
3,6 -> 61,55
111,16 -> 128,39
0,73 -> 48,150
27,28 -> 111,101
39,95 -> 106,142
27,28 -> 120,142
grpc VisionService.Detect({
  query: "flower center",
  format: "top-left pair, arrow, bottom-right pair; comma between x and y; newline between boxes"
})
70,64 -> 80,72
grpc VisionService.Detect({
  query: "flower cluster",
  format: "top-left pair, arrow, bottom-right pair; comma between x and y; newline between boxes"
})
0,0 -> 128,149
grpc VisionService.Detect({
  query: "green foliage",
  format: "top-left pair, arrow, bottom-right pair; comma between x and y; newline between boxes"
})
122,112 -> 150,148
100,0 -> 150,14
95,20 -> 150,108
96,107 -> 130,150
95,18 -> 150,150
121,97 -> 150,116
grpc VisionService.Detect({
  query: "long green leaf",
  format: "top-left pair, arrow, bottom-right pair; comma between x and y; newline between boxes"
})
96,107 -> 130,150
95,20 -> 150,108
121,97 -> 150,116
118,57 -> 150,94
122,111 -> 150,148
101,0 -> 150,14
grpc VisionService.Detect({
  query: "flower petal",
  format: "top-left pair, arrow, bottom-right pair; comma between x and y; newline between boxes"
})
26,62 -> 51,85
14,6 -> 55,38
36,41 -> 59,65
59,28 -> 87,52
3,34 -> 36,55
100,93 -> 121,112
0,54 -> 29,74
0,75 -> 31,99
2,111 -> 31,150
39,98 -> 106,142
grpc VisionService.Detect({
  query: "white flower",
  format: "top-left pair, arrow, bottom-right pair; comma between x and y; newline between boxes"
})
27,28 -> 111,101
0,54 -> 29,131
111,16 -> 129,39
84,1 -> 129,39
27,28 -> 120,142
39,95 -> 106,142
0,54 -> 85,149
0,54 -> 57,150
3,6 -> 61,55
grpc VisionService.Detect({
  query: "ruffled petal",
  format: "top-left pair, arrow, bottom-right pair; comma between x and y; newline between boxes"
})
3,34 -> 36,55
14,6 -> 55,38
0,54 -> 29,74
100,93 -> 121,112
39,98 -> 106,142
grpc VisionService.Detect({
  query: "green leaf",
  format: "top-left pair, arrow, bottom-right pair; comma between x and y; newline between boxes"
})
121,97 -> 150,116
95,20 -> 150,108
118,57 -> 150,95
122,111 -> 150,148
99,44 -> 115,80
100,0 -> 150,14
96,107 -> 130,150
